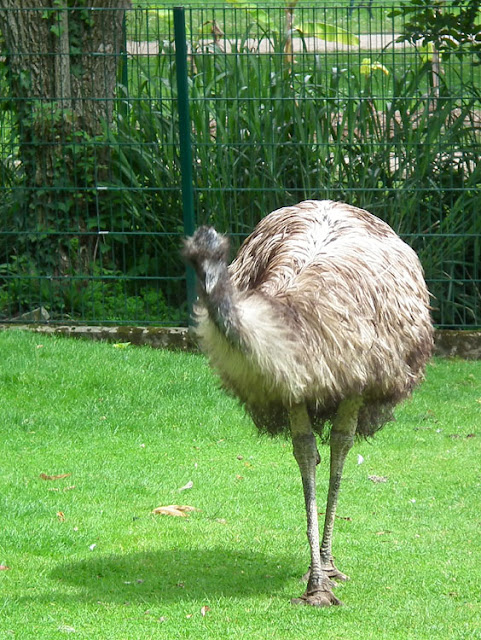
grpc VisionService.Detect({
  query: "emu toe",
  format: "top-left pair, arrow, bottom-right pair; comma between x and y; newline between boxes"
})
323,559 -> 349,583
302,560 -> 349,585
291,589 -> 343,607
292,574 -> 344,607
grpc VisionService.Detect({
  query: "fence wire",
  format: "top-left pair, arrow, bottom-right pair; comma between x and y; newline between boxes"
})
0,4 -> 480,328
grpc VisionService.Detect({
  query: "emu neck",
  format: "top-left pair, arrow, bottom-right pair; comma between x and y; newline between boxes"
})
200,262 -> 242,347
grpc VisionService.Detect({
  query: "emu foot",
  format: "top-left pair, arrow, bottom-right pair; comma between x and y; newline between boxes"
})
302,560 -> 349,585
292,574 -> 343,607
323,559 -> 349,583
291,586 -> 343,607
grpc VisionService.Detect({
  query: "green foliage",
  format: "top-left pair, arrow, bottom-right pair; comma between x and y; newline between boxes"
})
181,15 -> 480,326
0,257 -> 179,324
391,0 -> 481,63
1,5 -> 480,327
0,41 -> 185,324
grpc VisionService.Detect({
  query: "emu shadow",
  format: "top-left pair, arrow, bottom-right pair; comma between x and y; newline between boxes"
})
47,547 -> 299,605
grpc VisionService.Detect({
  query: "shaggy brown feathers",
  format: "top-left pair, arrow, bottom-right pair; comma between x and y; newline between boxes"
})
183,200 -> 433,439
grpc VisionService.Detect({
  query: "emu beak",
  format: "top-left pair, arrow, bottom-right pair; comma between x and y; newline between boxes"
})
204,260 -> 223,295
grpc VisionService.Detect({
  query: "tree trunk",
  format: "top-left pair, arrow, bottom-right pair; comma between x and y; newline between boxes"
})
0,0 -> 130,272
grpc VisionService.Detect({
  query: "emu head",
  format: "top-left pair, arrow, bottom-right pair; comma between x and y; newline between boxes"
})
182,226 -> 231,296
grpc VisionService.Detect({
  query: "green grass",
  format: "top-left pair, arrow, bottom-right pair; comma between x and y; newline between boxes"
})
0,330 -> 481,639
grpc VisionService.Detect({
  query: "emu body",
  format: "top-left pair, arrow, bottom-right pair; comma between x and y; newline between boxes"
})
183,200 -> 433,606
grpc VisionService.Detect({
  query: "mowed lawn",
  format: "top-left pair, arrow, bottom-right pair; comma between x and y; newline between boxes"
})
0,330 -> 480,639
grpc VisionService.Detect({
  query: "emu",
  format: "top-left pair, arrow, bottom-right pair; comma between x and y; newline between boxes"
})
183,200 -> 433,606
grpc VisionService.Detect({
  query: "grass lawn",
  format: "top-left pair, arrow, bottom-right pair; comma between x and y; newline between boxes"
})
0,330 -> 480,639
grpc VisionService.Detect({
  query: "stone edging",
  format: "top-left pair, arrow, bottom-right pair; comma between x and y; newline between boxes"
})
1,324 -> 481,360
0,324 -> 196,351
433,330 -> 481,360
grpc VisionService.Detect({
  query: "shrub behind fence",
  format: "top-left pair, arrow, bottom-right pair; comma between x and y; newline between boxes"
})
0,4 -> 480,328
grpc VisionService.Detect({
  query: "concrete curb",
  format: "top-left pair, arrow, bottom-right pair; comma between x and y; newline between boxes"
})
433,330 -> 481,360
1,324 -> 481,360
0,324 -> 196,351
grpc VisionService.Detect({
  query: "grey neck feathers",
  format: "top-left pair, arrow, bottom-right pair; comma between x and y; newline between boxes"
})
200,262 -> 243,348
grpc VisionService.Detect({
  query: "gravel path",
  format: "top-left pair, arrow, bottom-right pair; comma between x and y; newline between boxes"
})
126,33 -> 406,56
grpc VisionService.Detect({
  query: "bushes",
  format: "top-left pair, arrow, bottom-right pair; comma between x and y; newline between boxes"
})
0,5 -> 480,327
0,41 -> 185,325
184,19 -> 480,326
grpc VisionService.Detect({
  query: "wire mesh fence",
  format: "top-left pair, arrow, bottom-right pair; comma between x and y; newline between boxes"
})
0,4 -> 480,328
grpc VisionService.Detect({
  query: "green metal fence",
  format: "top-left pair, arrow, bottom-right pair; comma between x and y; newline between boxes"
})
0,4 -> 480,328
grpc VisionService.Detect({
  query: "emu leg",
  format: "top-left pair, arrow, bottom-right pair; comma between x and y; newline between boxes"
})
289,403 -> 341,607
319,396 -> 362,584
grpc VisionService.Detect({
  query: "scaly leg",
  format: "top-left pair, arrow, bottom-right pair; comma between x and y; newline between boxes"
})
289,403 -> 341,607
319,396 -> 362,584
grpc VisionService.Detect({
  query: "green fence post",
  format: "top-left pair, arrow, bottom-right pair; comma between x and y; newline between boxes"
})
173,6 -> 196,324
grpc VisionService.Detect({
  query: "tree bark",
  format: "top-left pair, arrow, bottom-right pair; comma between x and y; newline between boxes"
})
0,0 -> 129,128
0,0 -> 130,268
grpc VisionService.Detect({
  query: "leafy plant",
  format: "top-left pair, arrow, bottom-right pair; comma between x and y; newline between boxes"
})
391,0 -> 481,63
1,5 -> 480,327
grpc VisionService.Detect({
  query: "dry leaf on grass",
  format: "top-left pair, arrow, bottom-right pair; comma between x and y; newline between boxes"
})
57,625 -> 76,634
368,475 -> 388,483
57,511 -> 66,522
200,605 -> 210,617
0,565 -> 11,571
178,480 -> 193,492
40,473 -> 71,481
113,342 -> 131,349
152,505 -> 200,517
